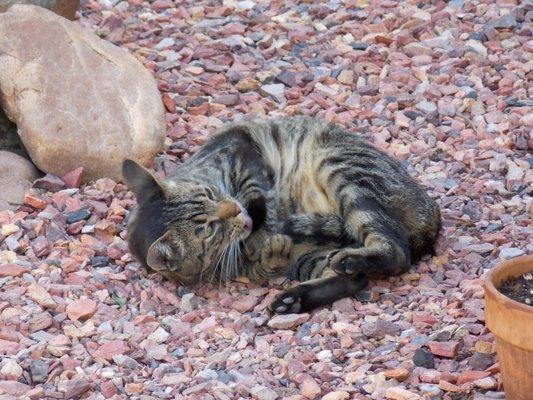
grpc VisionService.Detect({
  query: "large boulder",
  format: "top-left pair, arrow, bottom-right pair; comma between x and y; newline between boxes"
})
0,0 -> 79,20
0,151 -> 39,210
0,5 -> 166,183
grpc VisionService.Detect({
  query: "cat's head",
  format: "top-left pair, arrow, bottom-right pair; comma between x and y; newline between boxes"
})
122,159 -> 253,285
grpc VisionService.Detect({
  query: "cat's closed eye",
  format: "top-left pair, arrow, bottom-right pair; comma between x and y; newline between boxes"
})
204,223 -> 215,238
195,222 -> 217,238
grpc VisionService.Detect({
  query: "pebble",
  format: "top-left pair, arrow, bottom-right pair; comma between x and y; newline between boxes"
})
66,298 -> 97,321
474,377 -> 497,389
337,70 -> 354,85
384,387 -> 421,400
383,368 -> 410,381
438,380 -> 463,393
27,284 -> 57,308
469,352 -> 495,371
1,358 -> 23,379
0,1 -> 529,398
0,264 -> 29,277
465,40 -> 488,56
418,384 -> 442,396
321,391 -> 350,400
465,243 -> 495,254
250,385 -> 279,400
415,101 -> 437,114
233,294 -> 259,313
268,313 -> 310,329
64,379 -> 92,399
499,247 -> 525,259
148,327 -> 170,344
178,293 -> 194,312
33,174 -> 66,192
66,208 -> 91,224
300,377 -> 321,399
92,340 -> 129,361
260,84 -> 286,102
413,347 -> 435,368
428,341 -> 459,358
155,37 -> 174,50
29,359 -> 49,383
362,319 -> 402,338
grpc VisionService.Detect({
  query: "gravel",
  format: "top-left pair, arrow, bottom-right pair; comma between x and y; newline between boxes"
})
0,0 -> 530,398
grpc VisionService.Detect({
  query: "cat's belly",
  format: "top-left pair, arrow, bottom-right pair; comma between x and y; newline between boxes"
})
291,243 -> 321,263
288,166 -> 338,214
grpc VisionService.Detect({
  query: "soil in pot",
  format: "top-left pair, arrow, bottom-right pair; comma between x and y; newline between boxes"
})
498,272 -> 533,306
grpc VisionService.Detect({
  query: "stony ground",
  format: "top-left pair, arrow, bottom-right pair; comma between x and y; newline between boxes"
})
1,0 -> 532,399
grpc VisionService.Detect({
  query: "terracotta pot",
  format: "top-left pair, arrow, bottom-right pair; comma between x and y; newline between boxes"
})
485,254 -> 533,400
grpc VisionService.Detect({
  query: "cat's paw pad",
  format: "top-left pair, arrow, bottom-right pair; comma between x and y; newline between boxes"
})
268,287 -> 304,314
261,234 -> 293,271
330,252 -> 368,277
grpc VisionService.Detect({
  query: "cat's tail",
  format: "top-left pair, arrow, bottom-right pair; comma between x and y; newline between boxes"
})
281,213 -> 355,246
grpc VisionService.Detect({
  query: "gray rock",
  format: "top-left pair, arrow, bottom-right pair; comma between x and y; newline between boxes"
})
499,247 -> 525,259
419,383 -> 442,396
155,37 -> 175,50
0,5 -> 166,182
468,352 -> 495,371
465,243 -> 495,254
196,368 -> 218,381
30,359 -> 49,383
413,347 -> 435,368
275,343 -> 290,358
112,355 -> 142,369
415,100 -> 437,114
237,0 -> 255,10
485,13 -> 517,30
411,334 -> 429,346
66,208 -> 91,224
250,385 -> 279,400
351,42 -> 368,50
260,83 -> 286,103
275,70 -> 297,87
465,39 -> 488,56
33,174 -> 66,192
362,319 -> 402,339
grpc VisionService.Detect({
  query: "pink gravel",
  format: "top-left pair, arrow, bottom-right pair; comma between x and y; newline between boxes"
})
0,0 -> 531,399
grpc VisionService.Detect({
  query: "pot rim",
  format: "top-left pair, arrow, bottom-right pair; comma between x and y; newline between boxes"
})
485,254 -> 533,314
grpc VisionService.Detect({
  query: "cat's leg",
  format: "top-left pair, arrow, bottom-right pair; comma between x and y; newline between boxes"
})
281,203 -> 410,279
281,213 -> 350,245
329,195 -> 411,279
269,251 -> 368,313
269,248 -> 356,313
244,232 -> 293,280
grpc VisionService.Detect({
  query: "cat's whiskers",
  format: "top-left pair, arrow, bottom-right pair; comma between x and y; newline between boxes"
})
209,244 -> 229,288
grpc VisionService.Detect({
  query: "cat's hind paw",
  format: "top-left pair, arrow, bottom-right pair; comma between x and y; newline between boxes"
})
330,250 -> 368,277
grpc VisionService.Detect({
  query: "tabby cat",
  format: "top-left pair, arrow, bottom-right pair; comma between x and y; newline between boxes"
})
123,116 -> 440,313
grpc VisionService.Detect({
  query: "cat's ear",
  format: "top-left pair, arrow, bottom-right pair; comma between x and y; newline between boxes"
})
146,231 -> 181,271
122,159 -> 164,200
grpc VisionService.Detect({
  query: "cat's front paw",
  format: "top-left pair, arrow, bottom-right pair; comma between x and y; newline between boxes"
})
260,234 -> 293,273
268,285 -> 306,314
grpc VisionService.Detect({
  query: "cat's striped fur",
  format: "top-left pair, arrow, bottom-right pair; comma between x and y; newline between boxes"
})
123,116 -> 440,313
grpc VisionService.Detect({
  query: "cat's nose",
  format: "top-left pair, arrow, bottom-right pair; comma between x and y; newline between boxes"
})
217,200 -> 241,219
